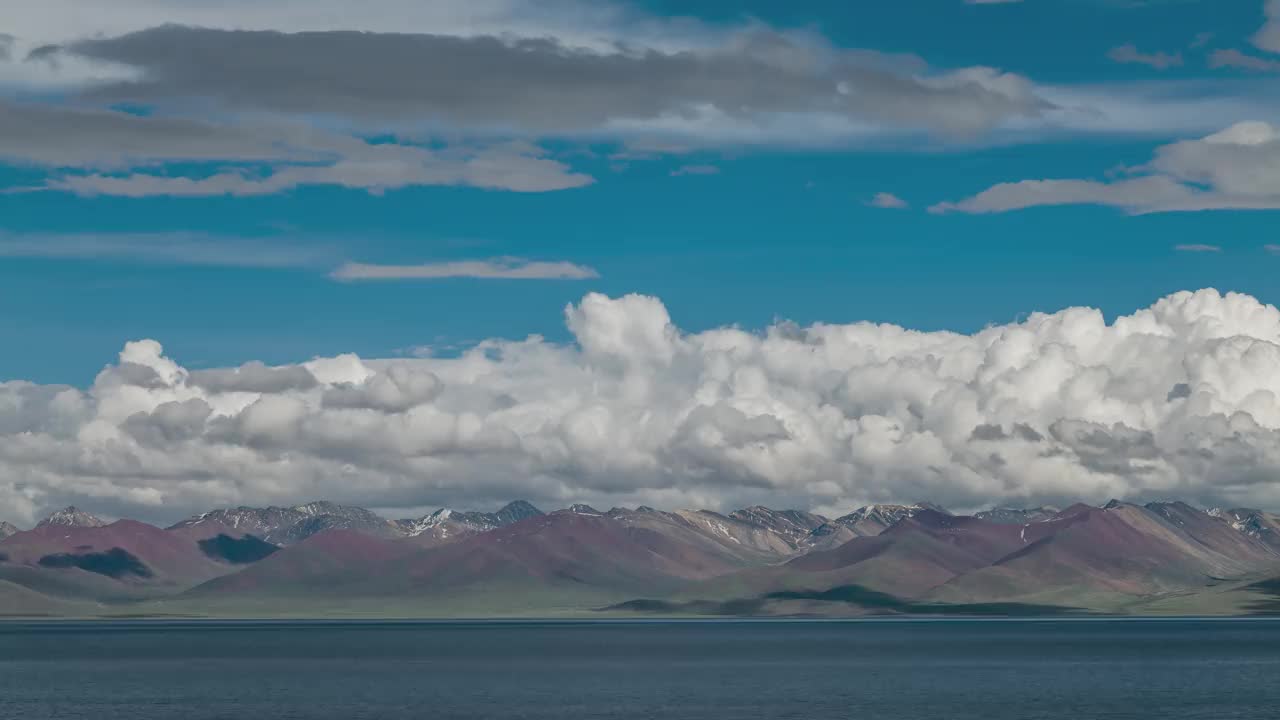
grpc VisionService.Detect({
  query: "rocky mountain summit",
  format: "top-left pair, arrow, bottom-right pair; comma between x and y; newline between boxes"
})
36,507 -> 107,529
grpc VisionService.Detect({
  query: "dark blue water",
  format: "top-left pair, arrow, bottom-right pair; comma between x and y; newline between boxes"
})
2,619 -> 1279,719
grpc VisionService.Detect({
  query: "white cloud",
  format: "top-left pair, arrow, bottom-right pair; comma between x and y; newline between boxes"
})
932,121 -> 1280,214
1175,244 -> 1223,253
331,258 -> 600,281
7,289 -> 1280,524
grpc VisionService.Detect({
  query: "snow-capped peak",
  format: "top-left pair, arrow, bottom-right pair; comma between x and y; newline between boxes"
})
36,506 -> 106,529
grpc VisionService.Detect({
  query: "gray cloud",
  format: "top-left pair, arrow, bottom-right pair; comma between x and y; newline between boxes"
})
1108,44 -> 1182,70
970,423 -> 1045,442
330,258 -> 600,281
103,362 -> 170,390
0,100 -> 300,169
25,44 -> 61,64
1210,48 -> 1280,73
669,164 -> 720,176
189,362 -> 319,394
1213,47 -> 1280,73
931,176 -> 1195,214
59,25 -> 1050,138
1050,419 -> 1160,477
1012,423 -> 1045,442
0,231 -> 334,269
970,423 -> 1008,441
868,192 -> 909,209
0,99 -> 592,195
932,121 -> 1280,214
1256,0 -> 1280,53
322,366 -> 442,413
122,399 -> 213,448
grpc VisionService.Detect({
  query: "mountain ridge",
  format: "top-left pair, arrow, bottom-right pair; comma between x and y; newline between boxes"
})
4,497 -> 1280,618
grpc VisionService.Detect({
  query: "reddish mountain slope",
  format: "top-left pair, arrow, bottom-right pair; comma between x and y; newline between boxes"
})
189,509 -> 775,603
1,520 -> 228,584
193,530 -> 416,595
932,502 -> 1280,604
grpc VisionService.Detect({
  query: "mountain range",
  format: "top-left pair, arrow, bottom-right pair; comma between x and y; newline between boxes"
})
4,499 -> 1280,618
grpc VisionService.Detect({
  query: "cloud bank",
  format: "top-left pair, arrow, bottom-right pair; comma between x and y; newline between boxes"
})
5,289 -> 1280,525
4,0 -> 1280,199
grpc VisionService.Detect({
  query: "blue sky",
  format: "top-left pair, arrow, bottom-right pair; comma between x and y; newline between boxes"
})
3,0 -> 1280,384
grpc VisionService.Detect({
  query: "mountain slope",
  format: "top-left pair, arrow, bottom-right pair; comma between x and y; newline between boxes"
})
975,506 -> 1060,525
0,579 -> 92,617
7,496 -> 1280,617
682,510 -> 1027,603
167,501 -> 399,545
800,503 -> 951,552
613,508 -> 805,563
630,503 -> 1280,616
0,519 -> 250,604
1209,508 -> 1280,552
179,508 -> 793,615
929,502 -> 1280,606
727,507 -> 828,550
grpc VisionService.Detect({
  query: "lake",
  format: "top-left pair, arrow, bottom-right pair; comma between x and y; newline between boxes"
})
2,619 -> 1278,719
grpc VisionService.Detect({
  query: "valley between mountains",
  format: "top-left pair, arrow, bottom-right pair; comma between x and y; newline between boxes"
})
4,499 -> 1280,618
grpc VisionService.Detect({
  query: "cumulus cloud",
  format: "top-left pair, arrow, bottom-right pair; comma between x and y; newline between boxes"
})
932,120 -> 1280,214
7,289 -> 1280,524
323,366 -> 443,413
